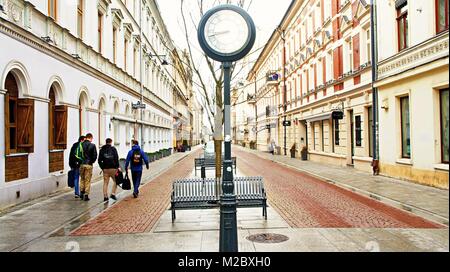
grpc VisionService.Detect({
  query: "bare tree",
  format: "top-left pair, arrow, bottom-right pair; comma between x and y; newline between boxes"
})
180,0 -> 250,180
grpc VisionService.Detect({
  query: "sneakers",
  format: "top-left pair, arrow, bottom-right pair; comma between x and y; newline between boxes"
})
80,192 -> 85,200
75,194 -> 80,199
103,197 -> 109,202
84,195 -> 90,201
110,195 -> 117,201
133,193 -> 138,199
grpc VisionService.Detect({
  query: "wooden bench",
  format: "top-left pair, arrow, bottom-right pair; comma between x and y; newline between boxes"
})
194,157 -> 237,176
170,176 -> 267,223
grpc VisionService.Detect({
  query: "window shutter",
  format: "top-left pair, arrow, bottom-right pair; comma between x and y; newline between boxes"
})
55,105 -> 68,149
17,98 -> 34,153
333,48 -> 340,80
4,93 -> 10,155
353,34 -> 360,69
338,46 -> 343,76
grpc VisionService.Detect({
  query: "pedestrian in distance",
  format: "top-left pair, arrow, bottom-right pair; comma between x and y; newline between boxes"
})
98,138 -> 120,202
125,140 -> 149,199
79,133 -> 98,201
69,135 -> 85,198
269,139 -> 276,162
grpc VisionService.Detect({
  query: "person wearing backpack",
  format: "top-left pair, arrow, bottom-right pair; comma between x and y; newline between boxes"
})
79,133 -> 98,201
98,138 -> 120,202
69,135 -> 85,198
125,140 -> 149,198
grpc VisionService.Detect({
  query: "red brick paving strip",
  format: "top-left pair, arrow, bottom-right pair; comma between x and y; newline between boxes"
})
235,149 -> 444,229
71,151 -> 200,236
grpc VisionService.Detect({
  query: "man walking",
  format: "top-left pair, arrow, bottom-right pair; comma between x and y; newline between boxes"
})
69,136 -> 85,198
79,133 -> 97,201
125,140 -> 149,198
98,138 -> 120,202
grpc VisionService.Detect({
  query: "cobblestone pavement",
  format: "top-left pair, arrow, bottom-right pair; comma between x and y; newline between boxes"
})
71,149 -> 201,236
0,148 -> 198,252
234,148 -> 446,229
236,145 -> 449,225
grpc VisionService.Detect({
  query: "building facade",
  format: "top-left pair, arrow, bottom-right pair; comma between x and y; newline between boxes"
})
240,0 -> 448,189
375,0 -> 449,188
246,0 -> 374,172
172,49 -> 193,149
0,0 -> 189,208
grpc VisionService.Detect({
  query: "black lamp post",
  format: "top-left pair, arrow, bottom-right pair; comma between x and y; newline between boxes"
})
198,4 -> 256,252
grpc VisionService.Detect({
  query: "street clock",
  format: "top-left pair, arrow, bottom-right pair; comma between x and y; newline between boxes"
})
198,5 -> 256,63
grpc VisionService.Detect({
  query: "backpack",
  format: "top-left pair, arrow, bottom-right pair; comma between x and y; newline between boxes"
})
75,142 -> 84,164
103,146 -> 114,161
132,150 -> 143,166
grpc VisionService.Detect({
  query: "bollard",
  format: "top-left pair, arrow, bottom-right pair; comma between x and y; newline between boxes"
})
201,166 -> 206,180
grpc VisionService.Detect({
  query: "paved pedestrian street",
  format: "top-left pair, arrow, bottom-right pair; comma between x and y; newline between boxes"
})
0,146 -> 447,252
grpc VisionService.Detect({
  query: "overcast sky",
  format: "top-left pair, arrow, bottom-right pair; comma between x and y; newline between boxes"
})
157,0 -> 292,68
157,0 -> 293,131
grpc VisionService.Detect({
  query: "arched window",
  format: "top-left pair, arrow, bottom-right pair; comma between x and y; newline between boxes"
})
98,98 -> 106,146
5,72 -> 34,155
48,85 -> 67,173
79,92 -> 89,135
48,85 -> 67,150
4,72 -> 34,182
113,101 -> 120,145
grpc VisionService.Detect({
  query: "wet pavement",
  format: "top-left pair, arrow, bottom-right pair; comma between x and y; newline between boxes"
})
0,148 -> 198,252
0,145 -> 448,252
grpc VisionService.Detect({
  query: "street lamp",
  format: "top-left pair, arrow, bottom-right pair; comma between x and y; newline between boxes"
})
198,4 -> 256,253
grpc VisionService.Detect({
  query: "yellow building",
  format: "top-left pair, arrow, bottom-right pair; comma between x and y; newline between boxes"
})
247,0 -> 375,171
375,0 -> 449,189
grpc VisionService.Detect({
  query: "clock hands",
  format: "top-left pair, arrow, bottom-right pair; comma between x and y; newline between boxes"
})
209,30 -> 230,37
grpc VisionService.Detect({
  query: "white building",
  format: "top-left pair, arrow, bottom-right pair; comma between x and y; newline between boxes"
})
0,0 -> 183,208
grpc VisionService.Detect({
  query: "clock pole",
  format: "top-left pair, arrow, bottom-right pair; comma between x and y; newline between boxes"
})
220,61 -> 238,252
197,4 -> 256,253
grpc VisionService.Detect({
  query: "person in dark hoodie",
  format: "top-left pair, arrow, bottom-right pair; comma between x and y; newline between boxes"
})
98,138 -> 120,202
69,135 -> 85,198
79,133 -> 98,201
125,140 -> 149,198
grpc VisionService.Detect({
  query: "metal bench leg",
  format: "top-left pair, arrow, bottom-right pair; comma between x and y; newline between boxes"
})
195,167 -> 197,177
264,201 -> 268,220
172,208 -> 176,223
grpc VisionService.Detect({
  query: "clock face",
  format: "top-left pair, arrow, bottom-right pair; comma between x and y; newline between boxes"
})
204,9 -> 249,55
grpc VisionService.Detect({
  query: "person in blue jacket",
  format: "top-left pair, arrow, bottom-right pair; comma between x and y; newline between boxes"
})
125,140 -> 150,198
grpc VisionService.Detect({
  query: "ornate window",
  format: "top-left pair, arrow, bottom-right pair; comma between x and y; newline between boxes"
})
77,0 -> 84,39
436,0 -> 449,33
396,1 -> 408,51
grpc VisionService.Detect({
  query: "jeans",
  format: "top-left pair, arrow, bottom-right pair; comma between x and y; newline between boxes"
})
131,171 -> 143,195
72,168 -> 80,196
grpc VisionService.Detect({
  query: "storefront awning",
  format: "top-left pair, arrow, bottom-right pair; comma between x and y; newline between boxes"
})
302,111 -> 344,123
302,112 -> 333,123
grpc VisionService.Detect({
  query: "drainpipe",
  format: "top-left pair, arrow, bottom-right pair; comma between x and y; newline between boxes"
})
371,0 -> 380,174
280,28 -> 287,156
139,0 -> 144,148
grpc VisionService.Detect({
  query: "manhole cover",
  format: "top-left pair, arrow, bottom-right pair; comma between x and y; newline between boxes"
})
246,233 -> 289,244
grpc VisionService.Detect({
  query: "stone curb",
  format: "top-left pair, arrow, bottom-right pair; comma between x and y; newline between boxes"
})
239,146 -> 449,227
